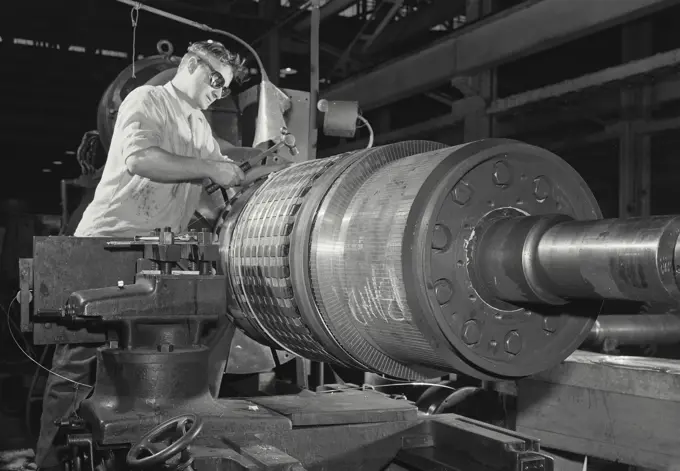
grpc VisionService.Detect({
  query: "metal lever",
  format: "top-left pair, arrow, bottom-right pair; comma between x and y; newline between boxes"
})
206,130 -> 296,194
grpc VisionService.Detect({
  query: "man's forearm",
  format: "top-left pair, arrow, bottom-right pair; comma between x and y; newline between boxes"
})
126,146 -> 215,182
215,136 -> 234,154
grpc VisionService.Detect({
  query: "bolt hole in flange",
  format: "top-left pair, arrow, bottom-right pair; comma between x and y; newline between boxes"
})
423,142 -> 602,379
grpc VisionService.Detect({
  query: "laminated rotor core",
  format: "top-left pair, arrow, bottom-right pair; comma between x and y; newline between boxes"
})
223,141 -> 447,379
310,142 -> 453,378
221,139 -> 602,381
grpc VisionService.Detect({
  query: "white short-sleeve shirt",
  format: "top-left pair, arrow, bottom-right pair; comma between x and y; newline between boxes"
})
75,83 -> 224,237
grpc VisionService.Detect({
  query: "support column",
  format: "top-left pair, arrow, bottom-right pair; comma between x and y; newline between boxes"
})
259,0 -> 281,86
619,20 -> 652,218
374,109 -> 392,134
462,0 -> 497,142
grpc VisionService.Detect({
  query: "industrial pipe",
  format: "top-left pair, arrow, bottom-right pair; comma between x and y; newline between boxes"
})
309,0 -> 321,160
585,314 -> 680,348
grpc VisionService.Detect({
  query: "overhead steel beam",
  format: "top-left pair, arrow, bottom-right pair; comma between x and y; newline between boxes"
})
322,48 -> 680,155
366,0 -> 466,54
322,0 -> 680,111
293,0 -> 358,32
487,47 -> 680,115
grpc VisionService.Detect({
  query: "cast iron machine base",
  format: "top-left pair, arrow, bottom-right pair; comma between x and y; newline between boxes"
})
60,348 -> 554,471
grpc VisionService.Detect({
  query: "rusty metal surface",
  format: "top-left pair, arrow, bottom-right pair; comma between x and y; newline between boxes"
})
32,236 -> 140,344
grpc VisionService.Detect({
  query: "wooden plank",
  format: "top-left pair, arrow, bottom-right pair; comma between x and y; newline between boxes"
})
322,0 -> 680,110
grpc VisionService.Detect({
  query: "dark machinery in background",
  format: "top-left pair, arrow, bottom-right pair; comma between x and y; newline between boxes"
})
18,131 -> 680,470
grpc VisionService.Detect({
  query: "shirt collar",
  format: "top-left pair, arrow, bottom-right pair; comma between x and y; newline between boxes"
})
163,82 -> 200,118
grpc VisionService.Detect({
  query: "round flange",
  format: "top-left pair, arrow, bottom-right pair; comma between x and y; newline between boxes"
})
404,139 -> 601,379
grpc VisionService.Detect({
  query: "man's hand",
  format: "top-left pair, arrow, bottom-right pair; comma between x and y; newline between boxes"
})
210,161 -> 246,187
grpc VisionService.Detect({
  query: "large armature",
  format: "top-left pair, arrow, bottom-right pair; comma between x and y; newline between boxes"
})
220,138 -> 679,381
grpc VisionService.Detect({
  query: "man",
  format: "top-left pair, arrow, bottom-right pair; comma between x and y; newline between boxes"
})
36,40 -> 250,470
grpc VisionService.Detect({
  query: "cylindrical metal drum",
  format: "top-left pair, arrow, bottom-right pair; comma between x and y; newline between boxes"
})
219,139 -> 610,380
585,313 -> 680,348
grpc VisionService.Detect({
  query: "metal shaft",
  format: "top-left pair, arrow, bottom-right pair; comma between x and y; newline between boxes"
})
473,215 -> 680,305
585,314 -> 680,347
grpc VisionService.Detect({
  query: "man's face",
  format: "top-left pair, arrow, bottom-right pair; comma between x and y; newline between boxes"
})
189,55 -> 234,110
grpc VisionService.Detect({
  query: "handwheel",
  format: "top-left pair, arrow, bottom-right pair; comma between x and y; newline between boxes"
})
126,414 -> 204,468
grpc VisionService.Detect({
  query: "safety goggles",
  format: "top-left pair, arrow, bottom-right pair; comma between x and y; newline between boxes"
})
197,58 -> 231,99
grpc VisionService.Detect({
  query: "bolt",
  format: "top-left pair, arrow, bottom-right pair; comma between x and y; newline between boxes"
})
462,320 -> 481,345
533,176 -> 551,201
432,224 -> 450,250
543,316 -> 559,333
492,161 -> 511,186
452,182 -> 472,205
504,330 -> 522,355
157,344 -> 175,353
434,279 -> 453,304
